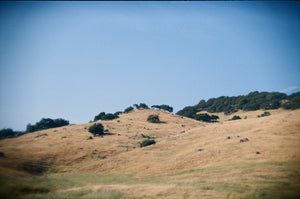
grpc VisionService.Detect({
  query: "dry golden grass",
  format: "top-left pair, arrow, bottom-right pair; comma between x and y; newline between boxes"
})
0,108 -> 299,198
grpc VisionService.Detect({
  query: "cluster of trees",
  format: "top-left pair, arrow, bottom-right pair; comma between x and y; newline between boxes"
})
124,106 -> 134,113
151,104 -> 173,112
0,128 -> 24,139
133,103 -> 149,109
147,115 -> 160,123
93,112 -> 120,122
282,92 -> 300,110
0,118 -> 70,139
194,113 -> 219,122
93,103 -> 151,121
177,91 -> 300,118
95,103 -> 174,120
26,118 -> 69,133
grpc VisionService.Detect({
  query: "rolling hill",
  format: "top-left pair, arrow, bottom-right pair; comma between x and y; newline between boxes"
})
0,108 -> 299,199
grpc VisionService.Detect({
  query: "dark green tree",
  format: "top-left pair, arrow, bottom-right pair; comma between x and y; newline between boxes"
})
210,115 -> 219,122
0,128 -> 15,139
140,139 -> 156,147
26,124 -> 35,133
194,113 -> 211,122
25,118 -> 69,133
134,103 -> 149,109
151,105 -> 161,110
283,92 -> 300,110
147,115 -> 160,123
94,112 -> 106,122
102,113 -> 118,120
114,111 -> 123,116
124,106 -> 134,113
231,115 -> 241,120
177,91 -> 290,119
53,119 -> 69,127
88,123 -> 104,136
94,112 -> 118,121
151,104 -> 173,112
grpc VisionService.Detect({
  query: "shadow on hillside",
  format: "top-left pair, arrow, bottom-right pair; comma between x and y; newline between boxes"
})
155,121 -> 166,124
94,132 -> 115,137
103,132 -> 115,136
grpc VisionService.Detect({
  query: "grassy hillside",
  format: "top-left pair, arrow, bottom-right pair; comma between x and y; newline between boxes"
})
0,108 -> 299,199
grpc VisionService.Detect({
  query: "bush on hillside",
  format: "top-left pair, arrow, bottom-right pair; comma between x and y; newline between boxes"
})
147,115 -> 160,123
210,115 -> 219,122
140,139 -> 156,147
88,123 -> 104,136
193,113 -> 219,122
231,115 -> 241,120
258,112 -> 271,118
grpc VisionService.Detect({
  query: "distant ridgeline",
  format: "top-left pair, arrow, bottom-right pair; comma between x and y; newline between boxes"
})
176,91 -> 300,119
1,92 -> 299,140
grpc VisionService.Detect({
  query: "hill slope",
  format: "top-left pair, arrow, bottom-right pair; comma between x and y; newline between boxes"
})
0,109 -> 299,199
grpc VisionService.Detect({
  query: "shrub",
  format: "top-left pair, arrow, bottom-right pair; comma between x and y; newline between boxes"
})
258,112 -> 271,118
194,113 -> 211,122
231,115 -> 241,120
210,115 -> 219,122
140,139 -> 156,147
88,123 -> 104,136
147,115 -> 160,123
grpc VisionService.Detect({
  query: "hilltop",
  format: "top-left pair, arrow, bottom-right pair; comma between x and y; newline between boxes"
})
0,108 -> 300,199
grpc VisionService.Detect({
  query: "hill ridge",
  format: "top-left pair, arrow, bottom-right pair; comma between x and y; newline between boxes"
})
0,108 -> 299,198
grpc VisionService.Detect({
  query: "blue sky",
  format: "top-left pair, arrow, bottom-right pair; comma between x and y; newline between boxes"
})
0,1 -> 300,130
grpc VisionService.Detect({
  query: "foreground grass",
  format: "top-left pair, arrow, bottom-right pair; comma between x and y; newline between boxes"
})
1,160 -> 299,199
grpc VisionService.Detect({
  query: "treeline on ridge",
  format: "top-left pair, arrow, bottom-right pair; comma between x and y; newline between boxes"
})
93,103 -> 173,122
1,103 -> 174,139
2,91 -> 299,139
177,91 -> 300,119
26,118 -> 70,133
0,118 -> 70,140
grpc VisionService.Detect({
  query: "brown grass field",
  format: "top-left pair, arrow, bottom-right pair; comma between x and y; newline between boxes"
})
0,108 -> 299,199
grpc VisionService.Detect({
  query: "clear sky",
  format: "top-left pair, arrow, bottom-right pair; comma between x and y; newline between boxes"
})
0,1 -> 300,131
